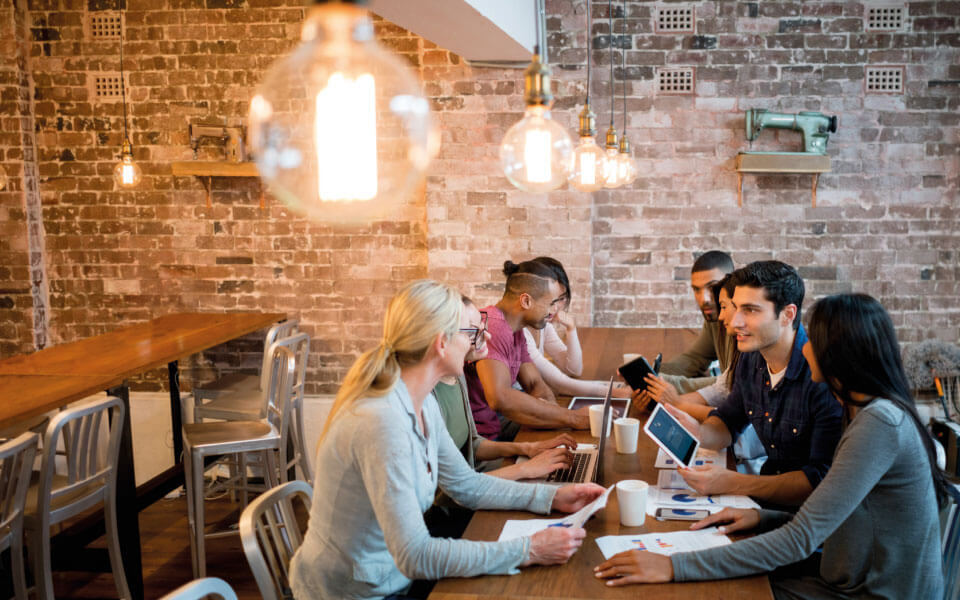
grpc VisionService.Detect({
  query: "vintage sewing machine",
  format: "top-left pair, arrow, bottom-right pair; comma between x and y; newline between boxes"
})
189,122 -> 247,162
736,109 -> 838,207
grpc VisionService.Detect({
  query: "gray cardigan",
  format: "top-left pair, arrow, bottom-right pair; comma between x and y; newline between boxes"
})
672,398 -> 944,599
290,379 -> 557,600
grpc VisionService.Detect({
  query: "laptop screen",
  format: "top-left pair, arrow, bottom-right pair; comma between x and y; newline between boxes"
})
593,377 -> 615,486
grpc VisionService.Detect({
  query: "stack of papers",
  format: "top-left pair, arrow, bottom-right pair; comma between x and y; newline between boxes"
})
646,486 -> 759,516
595,527 -> 732,559
498,484 -> 614,542
654,447 -> 722,469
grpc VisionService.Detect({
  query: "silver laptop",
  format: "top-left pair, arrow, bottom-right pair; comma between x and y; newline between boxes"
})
522,377 -> 615,485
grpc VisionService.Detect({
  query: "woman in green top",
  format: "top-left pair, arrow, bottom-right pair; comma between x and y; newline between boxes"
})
433,296 -> 576,481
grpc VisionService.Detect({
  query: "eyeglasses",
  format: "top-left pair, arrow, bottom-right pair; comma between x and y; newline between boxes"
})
548,293 -> 569,309
459,310 -> 488,347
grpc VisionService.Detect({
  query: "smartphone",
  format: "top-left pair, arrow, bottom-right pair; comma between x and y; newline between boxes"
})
655,507 -> 710,521
618,355 -> 657,392
653,353 -> 662,374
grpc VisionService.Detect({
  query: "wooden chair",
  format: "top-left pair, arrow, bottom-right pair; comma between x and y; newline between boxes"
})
182,343 -> 299,578
23,396 -> 130,600
0,432 -> 39,600
158,577 -> 237,600
239,479 -> 311,600
192,319 -> 299,423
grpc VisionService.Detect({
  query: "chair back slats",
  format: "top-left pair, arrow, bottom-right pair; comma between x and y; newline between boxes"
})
0,432 -> 38,534
239,480 -> 311,600
41,397 -> 124,520
944,483 -> 960,600
258,319 -> 299,392
159,576 -> 238,600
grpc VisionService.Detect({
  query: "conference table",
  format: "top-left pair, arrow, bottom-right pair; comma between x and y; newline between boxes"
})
429,326 -> 774,599
0,311 -> 285,600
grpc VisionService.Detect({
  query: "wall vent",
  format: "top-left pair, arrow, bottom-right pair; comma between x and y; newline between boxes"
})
865,66 -> 904,93
92,74 -> 126,100
88,13 -> 123,40
655,5 -> 695,33
656,67 -> 695,94
865,5 -> 905,31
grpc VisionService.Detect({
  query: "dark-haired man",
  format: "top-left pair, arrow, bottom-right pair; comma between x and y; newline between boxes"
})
465,261 -> 591,441
667,260 -> 842,507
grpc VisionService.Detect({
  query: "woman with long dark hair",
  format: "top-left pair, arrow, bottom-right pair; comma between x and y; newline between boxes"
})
596,293 -> 950,599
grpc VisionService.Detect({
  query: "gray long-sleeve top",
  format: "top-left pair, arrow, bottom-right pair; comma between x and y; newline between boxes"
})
672,398 -> 944,599
289,378 -> 558,600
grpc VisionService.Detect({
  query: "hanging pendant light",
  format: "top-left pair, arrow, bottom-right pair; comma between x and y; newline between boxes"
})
602,0 -> 622,189
112,12 -> 141,189
249,0 -> 435,221
616,0 -> 637,186
499,0 -> 573,193
569,0 -> 605,192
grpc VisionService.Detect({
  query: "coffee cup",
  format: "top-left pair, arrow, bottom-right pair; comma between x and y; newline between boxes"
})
589,404 -> 611,438
616,479 -> 648,527
614,417 -> 639,454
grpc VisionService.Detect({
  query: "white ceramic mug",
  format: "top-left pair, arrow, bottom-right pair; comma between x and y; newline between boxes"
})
589,404 -> 611,438
616,479 -> 648,527
614,417 -> 640,454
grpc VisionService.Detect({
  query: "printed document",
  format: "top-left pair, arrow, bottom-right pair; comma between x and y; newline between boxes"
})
646,486 -> 760,516
655,447 -> 722,469
498,484 -> 614,542
595,527 -> 732,559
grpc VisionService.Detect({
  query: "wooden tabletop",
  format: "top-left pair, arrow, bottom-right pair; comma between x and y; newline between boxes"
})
0,312 -> 285,378
0,373 -> 125,429
430,326 -> 772,599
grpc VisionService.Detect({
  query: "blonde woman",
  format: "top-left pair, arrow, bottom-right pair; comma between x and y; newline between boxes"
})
290,280 -> 604,600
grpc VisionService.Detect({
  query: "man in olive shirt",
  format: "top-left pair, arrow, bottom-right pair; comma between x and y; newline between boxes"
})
658,251 -> 735,393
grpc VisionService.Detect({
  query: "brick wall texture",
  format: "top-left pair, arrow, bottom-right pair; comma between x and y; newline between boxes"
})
0,0 -> 957,394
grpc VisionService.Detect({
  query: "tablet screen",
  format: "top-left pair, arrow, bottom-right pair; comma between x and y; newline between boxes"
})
644,404 -> 699,467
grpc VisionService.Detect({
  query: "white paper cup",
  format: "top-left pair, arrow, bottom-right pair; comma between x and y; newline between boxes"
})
589,404 -> 611,438
614,417 -> 639,454
617,479 -> 648,527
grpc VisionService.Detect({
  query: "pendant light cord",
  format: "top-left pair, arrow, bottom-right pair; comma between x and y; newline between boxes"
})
585,0 -> 591,104
621,0 -> 627,134
608,0 -> 614,128
119,13 -> 131,149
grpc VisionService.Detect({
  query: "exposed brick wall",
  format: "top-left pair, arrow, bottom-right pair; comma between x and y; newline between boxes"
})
1,1 -> 957,394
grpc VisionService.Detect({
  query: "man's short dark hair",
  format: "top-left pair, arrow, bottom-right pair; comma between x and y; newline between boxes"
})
503,260 -> 558,299
730,260 -> 805,330
691,251 -> 734,274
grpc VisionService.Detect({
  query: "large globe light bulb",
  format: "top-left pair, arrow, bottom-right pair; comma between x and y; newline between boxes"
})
113,142 -> 142,188
499,52 -> 572,193
602,125 -> 622,189
249,2 -> 435,221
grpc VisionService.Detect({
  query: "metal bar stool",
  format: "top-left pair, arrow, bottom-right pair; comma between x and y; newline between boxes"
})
0,432 -> 39,600
23,396 -> 131,600
182,343 -> 297,578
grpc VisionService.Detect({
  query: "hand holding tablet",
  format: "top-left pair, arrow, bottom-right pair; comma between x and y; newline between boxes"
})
643,403 -> 701,469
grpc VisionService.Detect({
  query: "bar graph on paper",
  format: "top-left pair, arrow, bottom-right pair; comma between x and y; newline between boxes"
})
595,528 -> 730,559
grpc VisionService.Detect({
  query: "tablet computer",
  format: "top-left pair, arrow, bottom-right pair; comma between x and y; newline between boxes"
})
567,396 -> 628,419
618,355 -> 656,392
643,403 -> 701,468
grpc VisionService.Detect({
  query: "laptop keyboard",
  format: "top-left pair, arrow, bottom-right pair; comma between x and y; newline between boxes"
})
547,451 -> 590,483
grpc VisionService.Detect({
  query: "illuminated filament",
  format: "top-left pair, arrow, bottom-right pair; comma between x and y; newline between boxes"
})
315,72 -> 377,201
579,152 -> 596,185
524,128 -> 552,183
121,163 -> 135,185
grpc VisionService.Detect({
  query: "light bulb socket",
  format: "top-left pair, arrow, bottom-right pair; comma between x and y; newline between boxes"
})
618,134 -> 631,154
578,101 -> 597,138
604,124 -> 619,149
120,139 -> 134,159
523,54 -> 554,107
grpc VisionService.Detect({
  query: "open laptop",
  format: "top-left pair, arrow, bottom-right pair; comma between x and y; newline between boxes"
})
523,377 -> 616,486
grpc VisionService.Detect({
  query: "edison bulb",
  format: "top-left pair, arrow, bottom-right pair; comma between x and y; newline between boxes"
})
113,154 -> 142,188
249,3 -> 435,221
568,136 -> 606,192
616,151 -> 636,186
500,105 -> 573,193
602,146 -> 622,188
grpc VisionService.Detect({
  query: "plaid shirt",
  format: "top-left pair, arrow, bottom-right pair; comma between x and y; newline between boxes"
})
711,324 -> 842,488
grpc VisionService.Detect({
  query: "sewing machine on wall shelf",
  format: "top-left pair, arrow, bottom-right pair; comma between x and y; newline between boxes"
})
171,122 -> 266,209
735,109 -> 837,207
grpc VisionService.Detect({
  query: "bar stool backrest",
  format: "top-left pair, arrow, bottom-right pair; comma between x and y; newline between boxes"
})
943,483 -> 960,600
159,577 -> 238,600
266,333 -> 312,484
258,319 -> 299,392
239,479 -> 312,600
38,396 -> 124,524
0,432 -> 37,541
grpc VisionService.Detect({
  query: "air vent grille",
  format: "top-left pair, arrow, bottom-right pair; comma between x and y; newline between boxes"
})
865,5 -> 904,31
89,13 -> 122,39
93,75 -> 125,100
865,66 -> 904,93
656,6 -> 695,33
657,67 -> 695,94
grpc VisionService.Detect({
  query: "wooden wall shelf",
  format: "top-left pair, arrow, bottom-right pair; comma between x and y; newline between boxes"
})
171,161 -> 264,208
171,161 -> 259,177
735,152 -> 831,207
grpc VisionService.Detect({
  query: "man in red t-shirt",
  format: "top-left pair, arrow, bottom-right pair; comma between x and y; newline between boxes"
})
464,260 -> 591,441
